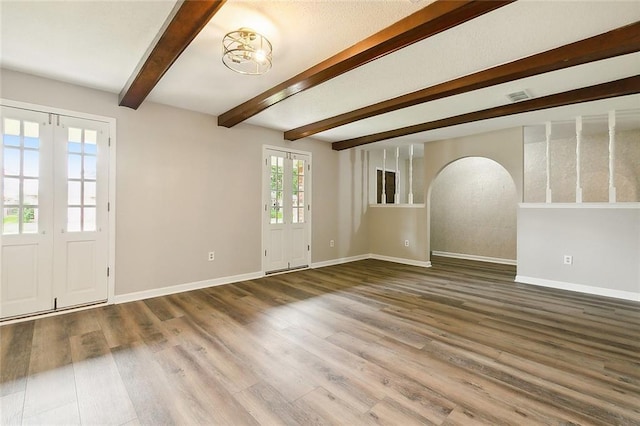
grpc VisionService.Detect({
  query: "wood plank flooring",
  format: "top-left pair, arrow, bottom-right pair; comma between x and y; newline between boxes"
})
1,258 -> 639,425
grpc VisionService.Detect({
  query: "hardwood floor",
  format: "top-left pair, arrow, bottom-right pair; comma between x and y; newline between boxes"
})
2,258 -> 639,425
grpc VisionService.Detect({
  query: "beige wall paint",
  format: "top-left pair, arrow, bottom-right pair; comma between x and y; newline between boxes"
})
524,130 -> 640,203
1,69 -> 360,296
367,206 -> 427,262
431,157 -> 517,260
424,127 -> 524,260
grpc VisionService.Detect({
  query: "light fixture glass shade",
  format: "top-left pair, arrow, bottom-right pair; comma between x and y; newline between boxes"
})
222,28 -> 272,75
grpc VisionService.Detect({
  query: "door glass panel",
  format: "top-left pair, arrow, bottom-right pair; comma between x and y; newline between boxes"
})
68,127 -> 82,143
270,155 -> 284,224
22,207 -> 38,234
2,116 -> 42,235
23,150 -> 39,177
3,148 -> 20,175
68,181 -> 81,205
84,155 -> 96,179
84,181 -> 96,206
23,179 -> 38,205
3,177 -> 19,204
84,207 -> 96,231
65,126 -> 101,232
292,159 -> 305,224
84,130 -> 97,154
24,121 -> 40,148
68,154 -> 81,178
3,207 -> 19,235
68,207 -> 81,232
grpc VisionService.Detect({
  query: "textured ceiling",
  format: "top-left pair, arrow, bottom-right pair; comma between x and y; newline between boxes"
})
1,0 -> 639,151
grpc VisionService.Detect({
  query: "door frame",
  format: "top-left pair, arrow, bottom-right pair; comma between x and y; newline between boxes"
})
1,98 -> 117,306
261,145 -> 312,274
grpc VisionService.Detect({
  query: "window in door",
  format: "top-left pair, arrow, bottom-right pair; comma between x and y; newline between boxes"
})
270,155 -> 284,224
66,126 -> 98,232
292,158 -> 305,224
3,117 -> 41,235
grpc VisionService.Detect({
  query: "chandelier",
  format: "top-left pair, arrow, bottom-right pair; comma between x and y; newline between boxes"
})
222,28 -> 272,75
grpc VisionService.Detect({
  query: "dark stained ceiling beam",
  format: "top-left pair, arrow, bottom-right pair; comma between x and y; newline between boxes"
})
217,0 -> 515,128
332,75 -> 640,151
119,0 -> 227,110
287,21 -> 640,141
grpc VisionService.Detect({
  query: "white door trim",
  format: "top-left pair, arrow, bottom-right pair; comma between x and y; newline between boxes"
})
1,98 -> 117,305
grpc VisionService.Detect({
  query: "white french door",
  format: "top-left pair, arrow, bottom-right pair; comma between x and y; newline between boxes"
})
263,148 -> 311,274
1,106 -> 110,319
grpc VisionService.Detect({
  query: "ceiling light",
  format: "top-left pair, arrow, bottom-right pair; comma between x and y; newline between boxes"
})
222,28 -> 272,75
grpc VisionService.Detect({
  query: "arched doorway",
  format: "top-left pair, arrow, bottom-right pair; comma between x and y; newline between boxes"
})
429,157 -> 518,265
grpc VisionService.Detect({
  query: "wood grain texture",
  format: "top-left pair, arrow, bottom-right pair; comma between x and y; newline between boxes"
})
1,257 -> 639,425
332,75 -> 640,150
217,0 -> 514,128
118,0 -> 227,109
285,21 -> 640,141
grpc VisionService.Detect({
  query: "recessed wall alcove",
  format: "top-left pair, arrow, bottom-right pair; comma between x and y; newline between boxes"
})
430,157 -> 518,264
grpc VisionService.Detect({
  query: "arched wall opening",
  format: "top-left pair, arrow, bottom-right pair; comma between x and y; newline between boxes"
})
423,127 -> 524,265
429,157 -> 518,263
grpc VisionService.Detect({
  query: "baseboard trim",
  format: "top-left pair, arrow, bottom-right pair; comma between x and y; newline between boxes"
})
432,251 -> 517,266
370,254 -> 432,268
515,275 -> 639,302
311,254 -> 370,269
113,271 -> 264,304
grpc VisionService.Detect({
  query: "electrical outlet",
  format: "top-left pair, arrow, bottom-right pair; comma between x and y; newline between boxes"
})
563,255 -> 572,265
208,251 -> 215,261
330,240 -> 334,248
404,240 -> 409,247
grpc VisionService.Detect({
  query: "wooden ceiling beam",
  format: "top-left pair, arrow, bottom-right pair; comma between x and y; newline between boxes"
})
332,75 -> 640,151
217,0 -> 515,128
288,21 -> 640,141
119,0 -> 227,110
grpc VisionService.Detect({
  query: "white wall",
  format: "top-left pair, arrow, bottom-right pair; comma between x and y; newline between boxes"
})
517,205 -> 640,301
1,69 -> 365,298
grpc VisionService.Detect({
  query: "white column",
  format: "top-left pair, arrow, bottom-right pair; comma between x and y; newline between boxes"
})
381,149 -> 386,204
408,144 -> 414,204
608,110 -> 617,203
394,147 -> 400,204
545,122 -> 552,203
575,116 -> 583,203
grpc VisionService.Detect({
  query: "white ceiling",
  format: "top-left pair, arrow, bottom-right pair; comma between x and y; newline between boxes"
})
1,0 -> 639,151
